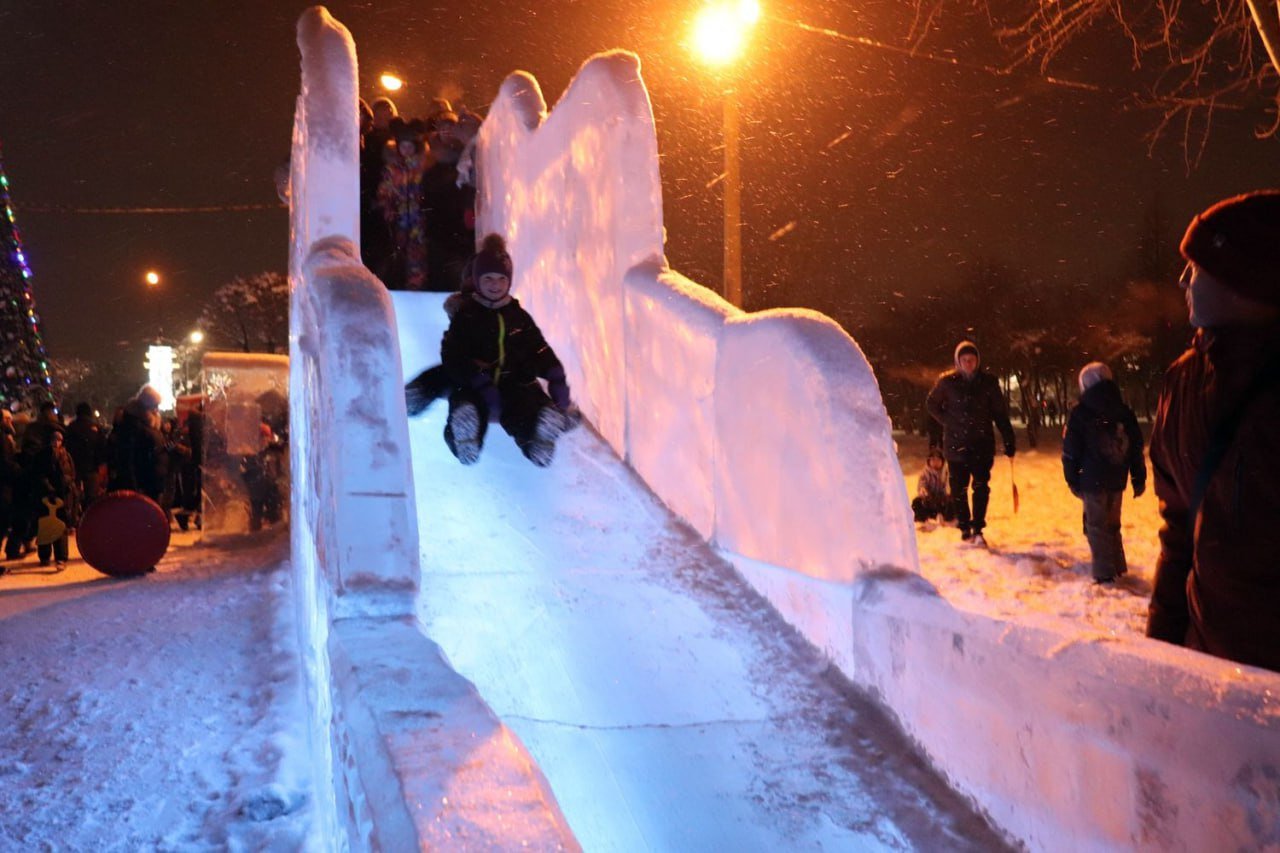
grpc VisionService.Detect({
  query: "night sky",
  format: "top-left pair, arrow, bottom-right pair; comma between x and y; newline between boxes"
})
4,0 -> 1280,380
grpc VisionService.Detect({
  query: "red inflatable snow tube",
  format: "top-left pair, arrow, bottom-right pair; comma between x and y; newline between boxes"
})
77,490 -> 171,577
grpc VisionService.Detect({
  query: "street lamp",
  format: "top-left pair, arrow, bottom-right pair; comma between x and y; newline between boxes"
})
379,73 -> 403,92
189,329 -> 204,345
144,269 -> 163,342
691,1 -> 760,308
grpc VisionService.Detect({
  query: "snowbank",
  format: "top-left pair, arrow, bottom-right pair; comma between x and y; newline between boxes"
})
288,8 -> 574,849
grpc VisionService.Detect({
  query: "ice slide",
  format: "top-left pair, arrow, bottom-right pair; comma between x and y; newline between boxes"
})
396,294 -> 1003,851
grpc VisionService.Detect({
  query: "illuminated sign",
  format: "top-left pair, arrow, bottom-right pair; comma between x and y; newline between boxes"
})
144,344 -> 176,411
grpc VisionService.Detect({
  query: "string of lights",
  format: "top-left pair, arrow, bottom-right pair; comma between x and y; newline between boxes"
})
0,144 -> 55,411
19,202 -> 286,215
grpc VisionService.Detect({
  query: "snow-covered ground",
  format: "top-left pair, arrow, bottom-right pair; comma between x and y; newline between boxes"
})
897,429 -> 1158,639
0,529 -> 315,851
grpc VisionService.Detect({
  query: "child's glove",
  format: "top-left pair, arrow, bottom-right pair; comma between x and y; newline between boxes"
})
546,366 -> 572,411
405,383 -> 431,416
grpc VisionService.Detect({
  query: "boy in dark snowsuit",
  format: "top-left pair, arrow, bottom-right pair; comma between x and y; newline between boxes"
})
911,448 -> 953,523
440,234 -> 575,467
1063,363 -> 1147,583
925,340 -> 1016,547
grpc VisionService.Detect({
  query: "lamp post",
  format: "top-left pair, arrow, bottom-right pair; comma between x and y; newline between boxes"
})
692,0 -> 759,308
144,269 -> 163,342
379,73 -> 403,92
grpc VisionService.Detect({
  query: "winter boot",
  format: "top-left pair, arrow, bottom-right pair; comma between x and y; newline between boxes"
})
447,402 -> 483,465
525,406 -> 568,468
969,532 -> 987,548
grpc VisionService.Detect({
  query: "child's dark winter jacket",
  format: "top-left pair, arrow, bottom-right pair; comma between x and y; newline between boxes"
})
1061,379 -> 1146,495
441,297 -> 568,402
30,442 -> 78,524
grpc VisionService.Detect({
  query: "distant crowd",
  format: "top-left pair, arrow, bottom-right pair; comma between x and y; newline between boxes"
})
911,190 -> 1280,676
0,387 -> 205,573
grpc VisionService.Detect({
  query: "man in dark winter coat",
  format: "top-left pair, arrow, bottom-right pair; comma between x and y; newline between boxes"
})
64,402 -> 106,515
419,113 -> 476,293
107,385 -> 165,502
441,233 -> 575,467
1146,190 -> 1280,674
1062,362 -> 1146,583
926,340 -> 1016,547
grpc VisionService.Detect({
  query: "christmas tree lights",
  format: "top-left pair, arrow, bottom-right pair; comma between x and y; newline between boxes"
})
0,143 -> 55,412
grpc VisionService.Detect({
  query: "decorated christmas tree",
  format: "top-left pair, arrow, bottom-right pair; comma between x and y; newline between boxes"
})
0,143 -> 55,412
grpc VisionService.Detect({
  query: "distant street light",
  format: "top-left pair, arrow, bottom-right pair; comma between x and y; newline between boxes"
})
144,269 -> 163,342
379,73 -> 404,92
189,329 -> 204,345
691,1 -> 760,308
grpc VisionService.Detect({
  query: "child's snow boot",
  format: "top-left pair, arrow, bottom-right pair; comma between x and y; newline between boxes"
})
448,402 -> 483,465
525,406 -> 568,468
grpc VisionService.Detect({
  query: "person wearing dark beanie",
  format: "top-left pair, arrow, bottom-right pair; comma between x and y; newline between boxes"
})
1146,190 -> 1280,673
925,340 -> 1016,547
438,234 -> 578,467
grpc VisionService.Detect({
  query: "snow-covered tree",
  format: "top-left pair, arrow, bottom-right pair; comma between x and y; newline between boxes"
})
198,272 -> 288,354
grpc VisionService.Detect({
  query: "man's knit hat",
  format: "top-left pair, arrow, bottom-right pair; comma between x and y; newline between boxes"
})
1181,190 -> 1280,307
1078,361 -> 1113,393
954,340 -> 980,367
473,233 -> 513,280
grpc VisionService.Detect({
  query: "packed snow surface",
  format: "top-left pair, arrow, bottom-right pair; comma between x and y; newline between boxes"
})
0,531 -> 315,850
407,405 -> 1009,851
897,431 -> 1158,637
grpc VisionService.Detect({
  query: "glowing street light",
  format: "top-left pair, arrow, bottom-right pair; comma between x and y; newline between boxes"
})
691,1 -> 760,308
189,329 -> 204,345
144,270 -> 161,287
691,0 -> 759,66
379,73 -> 404,92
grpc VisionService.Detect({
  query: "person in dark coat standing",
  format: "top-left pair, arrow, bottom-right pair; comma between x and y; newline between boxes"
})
441,233 -> 576,467
0,410 -> 21,569
1146,190 -> 1280,674
107,385 -> 165,502
64,402 -> 106,518
926,340 -> 1016,547
419,112 -> 476,293
1062,362 -> 1147,583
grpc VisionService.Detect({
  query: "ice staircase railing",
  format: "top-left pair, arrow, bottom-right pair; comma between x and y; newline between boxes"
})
291,5 -> 1280,851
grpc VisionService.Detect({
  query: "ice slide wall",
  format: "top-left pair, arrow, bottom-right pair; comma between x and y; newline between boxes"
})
463,51 -> 1280,853
287,8 -> 576,849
